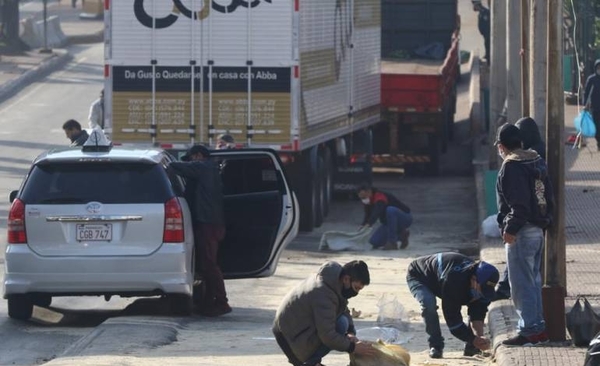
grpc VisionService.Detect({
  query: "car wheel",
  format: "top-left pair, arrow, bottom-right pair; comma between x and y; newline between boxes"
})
32,294 -> 52,308
169,294 -> 193,316
8,295 -> 33,320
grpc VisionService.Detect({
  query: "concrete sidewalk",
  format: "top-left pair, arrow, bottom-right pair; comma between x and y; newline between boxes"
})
474,94 -> 599,364
0,0 -> 103,102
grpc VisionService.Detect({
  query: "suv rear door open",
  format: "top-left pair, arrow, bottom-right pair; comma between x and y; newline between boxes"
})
209,149 -> 298,278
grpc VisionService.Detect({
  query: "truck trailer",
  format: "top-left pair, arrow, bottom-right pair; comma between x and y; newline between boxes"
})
103,0 -> 381,231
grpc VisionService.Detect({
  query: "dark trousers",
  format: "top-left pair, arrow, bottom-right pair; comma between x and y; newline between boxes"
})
194,223 -> 227,308
592,110 -> 600,145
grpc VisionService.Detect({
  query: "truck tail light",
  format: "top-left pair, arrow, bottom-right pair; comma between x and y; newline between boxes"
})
8,199 -> 27,244
164,197 -> 184,243
350,153 -> 368,164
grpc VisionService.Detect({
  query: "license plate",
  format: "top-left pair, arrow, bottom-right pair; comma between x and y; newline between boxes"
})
76,224 -> 112,241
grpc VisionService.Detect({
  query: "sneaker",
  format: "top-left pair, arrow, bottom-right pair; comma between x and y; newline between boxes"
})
463,342 -> 482,356
399,229 -> 410,249
383,242 -> 398,250
534,331 -> 549,344
429,347 -> 443,358
501,334 -> 538,346
199,303 -> 232,317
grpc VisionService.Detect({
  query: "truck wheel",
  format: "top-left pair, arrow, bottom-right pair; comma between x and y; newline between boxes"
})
322,149 -> 333,217
298,153 -> 321,232
8,295 -> 33,320
314,156 -> 324,228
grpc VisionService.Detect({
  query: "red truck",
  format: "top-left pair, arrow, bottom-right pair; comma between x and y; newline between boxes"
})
373,0 -> 460,175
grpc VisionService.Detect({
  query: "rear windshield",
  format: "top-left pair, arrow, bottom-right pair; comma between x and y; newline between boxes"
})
20,162 -> 173,204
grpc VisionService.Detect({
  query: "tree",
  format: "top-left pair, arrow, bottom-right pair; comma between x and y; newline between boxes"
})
0,0 -> 27,52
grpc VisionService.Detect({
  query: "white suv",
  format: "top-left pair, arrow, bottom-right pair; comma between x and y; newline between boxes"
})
4,143 -> 298,320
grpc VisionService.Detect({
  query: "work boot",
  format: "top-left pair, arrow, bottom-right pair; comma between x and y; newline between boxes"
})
199,302 -> 232,317
464,342 -> 482,356
399,229 -> 410,249
383,241 -> 397,250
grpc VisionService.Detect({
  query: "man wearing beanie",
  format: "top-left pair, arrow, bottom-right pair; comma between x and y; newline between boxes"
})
495,123 -> 555,346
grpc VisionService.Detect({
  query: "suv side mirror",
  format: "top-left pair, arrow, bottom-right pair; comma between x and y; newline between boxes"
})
9,190 -> 18,203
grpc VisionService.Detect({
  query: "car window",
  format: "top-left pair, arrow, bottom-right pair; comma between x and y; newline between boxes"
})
217,156 -> 284,195
20,162 -> 173,204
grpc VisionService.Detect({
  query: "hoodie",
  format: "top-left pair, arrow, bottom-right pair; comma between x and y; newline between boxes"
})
496,149 -> 554,235
272,262 -> 356,362
515,117 -> 546,160
584,59 -> 600,110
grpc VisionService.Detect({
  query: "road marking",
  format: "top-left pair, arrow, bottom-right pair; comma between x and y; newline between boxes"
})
0,56 -> 89,114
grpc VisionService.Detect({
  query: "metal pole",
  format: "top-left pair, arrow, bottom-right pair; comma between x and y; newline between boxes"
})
543,0 -> 566,342
489,0 -> 507,167
529,0 -> 547,129
506,0 -> 522,125
521,0 -> 530,116
40,0 -> 52,53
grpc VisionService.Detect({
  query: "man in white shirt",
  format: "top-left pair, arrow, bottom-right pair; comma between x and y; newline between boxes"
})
88,89 -> 104,130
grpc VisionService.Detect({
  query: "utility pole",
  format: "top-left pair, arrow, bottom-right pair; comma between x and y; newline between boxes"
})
521,0 -> 530,117
506,0 -> 522,125
530,0 -> 547,128
544,0 -> 566,342
40,0 -> 52,54
489,0 -> 507,167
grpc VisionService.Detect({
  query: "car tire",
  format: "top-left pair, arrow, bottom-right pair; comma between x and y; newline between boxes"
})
8,295 -> 33,320
169,294 -> 193,316
32,294 -> 52,308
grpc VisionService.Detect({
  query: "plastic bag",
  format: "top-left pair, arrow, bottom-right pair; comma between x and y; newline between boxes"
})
482,214 -> 501,238
566,296 -> 600,347
376,294 -> 409,331
575,110 -> 597,138
318,227 -> 373,251
584,331 -> 600,366
355,327 -> 413,345
349,339 -> 410,366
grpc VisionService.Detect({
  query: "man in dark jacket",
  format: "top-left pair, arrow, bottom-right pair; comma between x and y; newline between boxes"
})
357,185 -> 412,250
473,0 -> 490,64
168,144 -> 230,317
272,260 -> 375,366
495,123 -> 554,346
407,252 -> 497,359
494,117 -> 547,300
62,119 -> 89,146
584,59 -> 600,148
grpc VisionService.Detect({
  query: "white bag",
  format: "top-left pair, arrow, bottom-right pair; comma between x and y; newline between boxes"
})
318,227 -> 373,251
482,214 -> 501,238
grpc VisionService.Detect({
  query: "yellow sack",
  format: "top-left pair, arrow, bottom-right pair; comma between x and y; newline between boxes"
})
349,339 -> 410,366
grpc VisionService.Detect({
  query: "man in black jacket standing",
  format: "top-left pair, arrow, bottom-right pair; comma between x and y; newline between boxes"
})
168,144 -> 230,317
473,0 -> 490,64
407,252 -> 498,359
357,185 -> 412,250
495,123 -> 554,346
584,59 -> 600,149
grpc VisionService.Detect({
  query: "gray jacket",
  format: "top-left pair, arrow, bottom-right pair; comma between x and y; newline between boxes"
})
273,261 -> 355,362
167,159 -> 224,225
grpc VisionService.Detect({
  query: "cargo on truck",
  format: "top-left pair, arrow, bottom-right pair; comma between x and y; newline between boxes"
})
103,0 -> 381,232
374,0 -> 460,175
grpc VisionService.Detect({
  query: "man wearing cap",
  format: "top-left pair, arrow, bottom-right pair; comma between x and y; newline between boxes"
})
216,134 -> 236,150
406,252 -> 498,359
495,123 -> 554,346
472,0 -> 490,64
167,144 -> 231,317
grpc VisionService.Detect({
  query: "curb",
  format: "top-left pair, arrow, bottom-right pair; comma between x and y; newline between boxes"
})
67,29 -> 104,45
0,49 -> 73,103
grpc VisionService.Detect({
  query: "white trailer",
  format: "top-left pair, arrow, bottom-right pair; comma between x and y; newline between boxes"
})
104,0 -> 381,231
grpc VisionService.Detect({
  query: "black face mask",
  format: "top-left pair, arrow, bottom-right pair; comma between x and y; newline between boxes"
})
342,286 -> 358,299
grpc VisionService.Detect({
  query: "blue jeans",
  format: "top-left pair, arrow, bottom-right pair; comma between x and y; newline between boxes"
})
506,224 -> 545,336
407,273 -> 444,350
302,314 -> 351,365
370,207 -> 413,248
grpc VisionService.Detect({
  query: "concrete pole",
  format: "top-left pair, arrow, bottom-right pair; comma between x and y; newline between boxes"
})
506,0 -> 522,125
488,0 -> 507,167
543,0 -> 566,342
521,0 -> 530,116
530,0 -> 547,129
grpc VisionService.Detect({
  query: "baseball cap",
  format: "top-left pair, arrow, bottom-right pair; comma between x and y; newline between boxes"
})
181,144 -> 210,161
494,123 -> 522,147
475,261 -> 499,301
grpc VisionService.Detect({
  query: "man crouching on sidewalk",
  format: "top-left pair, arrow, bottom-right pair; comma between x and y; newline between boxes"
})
272,260 -> 376,366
